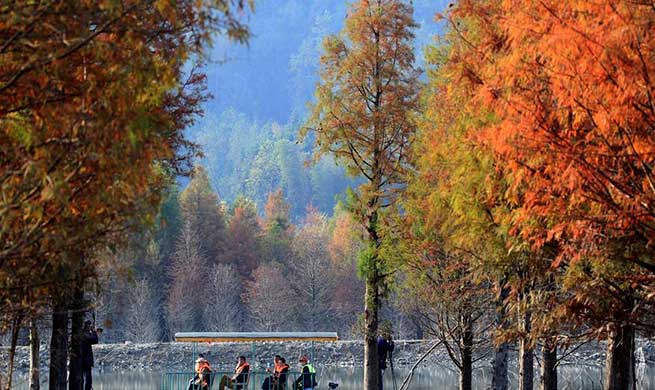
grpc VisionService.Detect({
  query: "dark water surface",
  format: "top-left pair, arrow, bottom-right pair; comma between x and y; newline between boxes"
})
11,365 -> 655,389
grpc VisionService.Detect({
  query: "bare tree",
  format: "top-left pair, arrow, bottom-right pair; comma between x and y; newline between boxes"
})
93,249 -> 132,343
244,263 -> 295,331
290,210 -> 336,331
124,278 -> 160,343
203,263 -> 242,331
402,251 -> 493,390
167,221 -> 207,334
328,210 -> 365,338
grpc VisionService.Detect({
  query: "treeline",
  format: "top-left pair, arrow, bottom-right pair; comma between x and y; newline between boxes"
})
94,167 -> 415,341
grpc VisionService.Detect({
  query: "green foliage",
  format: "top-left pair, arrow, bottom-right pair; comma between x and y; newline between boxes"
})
357,244 -> 378,280
179,166 -> 227,263
193,109 -> 354,219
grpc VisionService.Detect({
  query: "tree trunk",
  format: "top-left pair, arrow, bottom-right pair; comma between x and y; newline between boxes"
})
363,270 -> 380,390
459,313 -> 473,390
491,286 -> 509,390
69,284 -> 85,390
363,196 -> 381,390
29,318 -> 41,390
49,300 -> 69,390
519,310 -> 533,390
540,341 -> 557,390
4,313 -> 23,390
604,323 -> 635,390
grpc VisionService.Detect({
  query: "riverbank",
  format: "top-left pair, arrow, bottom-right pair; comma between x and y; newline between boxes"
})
2,339 -> 655,373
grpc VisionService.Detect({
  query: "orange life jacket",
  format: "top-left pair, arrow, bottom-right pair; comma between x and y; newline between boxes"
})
235,362 -> 250,375
195,360 -> 211,386
274,363 -> 289,376
195,360 -> 211,374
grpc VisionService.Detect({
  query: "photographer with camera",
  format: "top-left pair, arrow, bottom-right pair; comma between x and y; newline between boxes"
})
81,320 -> 103,390
377,329 -> 394,390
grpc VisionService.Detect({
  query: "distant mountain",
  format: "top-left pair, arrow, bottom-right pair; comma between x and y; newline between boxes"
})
189,0 -> 449,218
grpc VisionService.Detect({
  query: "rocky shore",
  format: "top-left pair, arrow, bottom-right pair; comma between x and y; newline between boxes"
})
2,339 -> 655,373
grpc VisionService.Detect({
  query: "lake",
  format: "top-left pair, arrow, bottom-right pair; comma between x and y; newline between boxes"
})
10,365 -> 655,389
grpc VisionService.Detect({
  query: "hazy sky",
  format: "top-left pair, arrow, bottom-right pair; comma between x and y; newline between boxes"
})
201,0 -> 449,125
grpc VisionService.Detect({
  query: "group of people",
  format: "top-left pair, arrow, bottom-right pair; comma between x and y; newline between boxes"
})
76,321 -> 391,390
187,353 -> 317,390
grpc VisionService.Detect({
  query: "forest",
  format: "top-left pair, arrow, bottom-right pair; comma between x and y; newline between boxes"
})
2,1 -> 655,390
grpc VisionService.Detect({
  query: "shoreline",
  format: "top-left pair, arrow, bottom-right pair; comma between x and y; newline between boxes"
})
2,339 -> 654,373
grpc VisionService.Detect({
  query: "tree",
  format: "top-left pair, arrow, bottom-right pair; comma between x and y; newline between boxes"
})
243,263 -> 295,331
328,206 -> 365,337
0,1 -> 251,387
246,140 -> 283,207
224,197 -> 262,280
124,278 -> 160,343
290,209 -> 336,331
167,221 -> 208,334
442,1 -> 655,388
179,166 -> 227,264
261,190 -> 294,266
203,264 -> 243,331
303,1 -> 420,387
406,266 -> 490,390
402,9 -> 551,388
278,141 -> 313,218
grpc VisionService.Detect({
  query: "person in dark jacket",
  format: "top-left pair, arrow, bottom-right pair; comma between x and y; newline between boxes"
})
275,357 -> 290,390
261,355 -> 289,390
219,355 -> 250,390
81,320 -> 102,390
377,332 -> 394,390
293,355 -> 317,390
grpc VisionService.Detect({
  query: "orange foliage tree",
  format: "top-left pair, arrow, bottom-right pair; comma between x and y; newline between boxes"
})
0,1 -> 251,388
439,1 -> 655,388
303,1 -> 420,387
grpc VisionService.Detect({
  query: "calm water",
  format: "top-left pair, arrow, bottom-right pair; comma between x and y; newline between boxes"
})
10,365 -> 655,390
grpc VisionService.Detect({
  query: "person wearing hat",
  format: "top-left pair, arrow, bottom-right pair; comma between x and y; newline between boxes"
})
293,355 -> 317,390
81,320 -> 103,390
